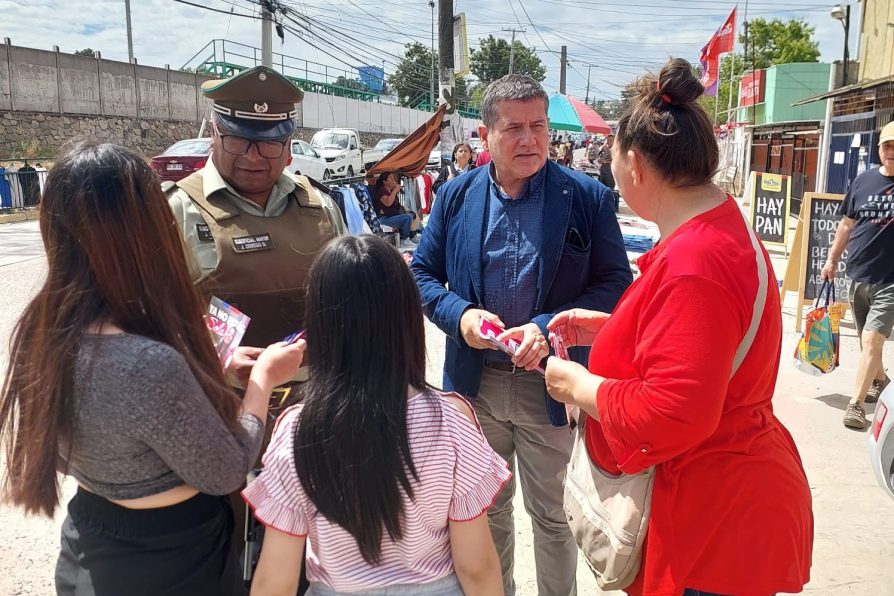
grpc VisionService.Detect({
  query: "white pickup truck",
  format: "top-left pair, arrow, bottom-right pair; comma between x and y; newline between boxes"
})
309,128 -> 384,178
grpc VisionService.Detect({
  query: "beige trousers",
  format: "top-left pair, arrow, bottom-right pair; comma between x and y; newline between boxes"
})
474,367 -> 577,596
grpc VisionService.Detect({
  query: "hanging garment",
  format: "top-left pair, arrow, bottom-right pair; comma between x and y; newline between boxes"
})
353,185 -> 383,234
0,167 -> 12,209
337,188 -> 370,235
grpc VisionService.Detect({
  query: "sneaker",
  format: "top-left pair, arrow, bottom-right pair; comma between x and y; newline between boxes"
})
865,377 -> 890,404
843,401 -> 867,429
399,239 -> 416,251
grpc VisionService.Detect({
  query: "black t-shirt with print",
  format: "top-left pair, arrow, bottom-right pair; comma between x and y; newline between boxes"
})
839,167 -> 894,284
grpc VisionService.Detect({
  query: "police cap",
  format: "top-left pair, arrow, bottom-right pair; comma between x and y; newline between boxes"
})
201,66 -> 303,140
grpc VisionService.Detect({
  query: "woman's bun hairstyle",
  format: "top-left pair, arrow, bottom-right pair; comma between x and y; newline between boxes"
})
616,57 -> 719,187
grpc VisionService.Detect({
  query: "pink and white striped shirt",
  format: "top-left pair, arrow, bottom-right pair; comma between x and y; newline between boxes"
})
242,390 -> 511,592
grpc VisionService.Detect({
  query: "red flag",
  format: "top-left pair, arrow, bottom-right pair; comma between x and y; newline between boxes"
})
699,7 -> 737,96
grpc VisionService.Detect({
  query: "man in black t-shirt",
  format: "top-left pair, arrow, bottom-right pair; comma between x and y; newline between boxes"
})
822,121 -> 894,429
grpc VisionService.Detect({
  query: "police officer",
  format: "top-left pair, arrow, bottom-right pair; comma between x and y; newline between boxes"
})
168,66 -> 345,390
167,66 -> 345,590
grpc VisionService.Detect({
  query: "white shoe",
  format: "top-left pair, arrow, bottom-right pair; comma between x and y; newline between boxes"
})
399,239 -> 416,251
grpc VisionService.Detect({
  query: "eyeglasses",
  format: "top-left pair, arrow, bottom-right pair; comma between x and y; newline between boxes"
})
217,134 -> 290,159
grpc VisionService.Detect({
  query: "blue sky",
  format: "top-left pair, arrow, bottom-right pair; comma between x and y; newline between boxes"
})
0,0 -> 859,100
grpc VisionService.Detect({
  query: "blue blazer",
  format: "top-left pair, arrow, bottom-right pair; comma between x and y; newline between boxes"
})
411,160 -> 633,426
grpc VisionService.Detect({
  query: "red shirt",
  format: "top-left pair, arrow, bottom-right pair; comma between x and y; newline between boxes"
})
586,197 -> 813,596
475,150 -> 491,167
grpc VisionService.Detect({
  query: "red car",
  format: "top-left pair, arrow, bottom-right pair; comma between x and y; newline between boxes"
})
150,138 -> 212,183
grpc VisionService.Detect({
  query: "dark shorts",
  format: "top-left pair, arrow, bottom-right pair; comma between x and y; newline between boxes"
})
56,488 -> 245,596
848,281 -> 894,337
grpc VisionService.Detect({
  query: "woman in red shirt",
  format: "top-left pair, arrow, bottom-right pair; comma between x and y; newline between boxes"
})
544,58 -> 813,596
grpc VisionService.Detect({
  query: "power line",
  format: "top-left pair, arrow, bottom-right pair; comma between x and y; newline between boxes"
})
172,0 -> 258,18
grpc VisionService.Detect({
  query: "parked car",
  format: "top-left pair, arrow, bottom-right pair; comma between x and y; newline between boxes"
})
287,139 -> 329,180
374,138 -> 405,158
150,138 -> 212,183
869,383 -> 894,500
428,147 -> 443,168
309,128 -> 384,177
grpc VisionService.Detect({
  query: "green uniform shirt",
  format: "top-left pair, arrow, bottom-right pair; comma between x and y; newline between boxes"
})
167,160 -> 346,282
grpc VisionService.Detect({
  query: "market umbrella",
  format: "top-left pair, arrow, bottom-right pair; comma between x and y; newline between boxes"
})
548,93 -> 612,134
368,104 -> 447,177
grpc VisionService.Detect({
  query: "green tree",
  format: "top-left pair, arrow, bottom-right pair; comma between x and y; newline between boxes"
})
74,48 -> 96,57
593,99 -> 623,120
741,18 -> 820,69
699,54 -> 747,124
698,18 -> 818,124
335,76 -> 365,91
390,42 -> 438,108
390,42 -> 469,109
469,35 -> 546,85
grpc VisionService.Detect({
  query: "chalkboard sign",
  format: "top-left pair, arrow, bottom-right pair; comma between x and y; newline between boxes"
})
801,193 -> 849,301
749,172 -> 791,246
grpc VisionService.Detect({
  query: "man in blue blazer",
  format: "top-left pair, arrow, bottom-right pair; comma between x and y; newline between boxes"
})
411,75 -> 632,596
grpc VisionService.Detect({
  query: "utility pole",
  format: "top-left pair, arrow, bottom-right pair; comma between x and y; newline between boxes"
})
585,64 -> 594,104
429,0 -> 436,108
502,27 -> 526,74
124,0 -> 134,63
559,45 -> 567,94
261,3 -> 273,67
438,0 -> 455,155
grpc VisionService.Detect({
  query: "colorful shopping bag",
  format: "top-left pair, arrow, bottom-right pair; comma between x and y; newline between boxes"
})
794,281 -> 841,376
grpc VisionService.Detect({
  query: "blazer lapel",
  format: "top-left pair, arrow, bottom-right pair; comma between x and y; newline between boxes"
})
536,162 -> 573,311
463,168 -> 489,303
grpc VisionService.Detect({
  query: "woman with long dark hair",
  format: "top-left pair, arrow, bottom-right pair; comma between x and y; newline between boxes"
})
0,143 -> 305,596
244,235 -> 508,596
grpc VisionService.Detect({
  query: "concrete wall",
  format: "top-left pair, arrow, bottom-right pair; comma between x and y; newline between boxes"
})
0,41 -> 481,157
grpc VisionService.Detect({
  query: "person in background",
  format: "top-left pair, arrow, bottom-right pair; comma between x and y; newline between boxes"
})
548,140 -> 560,162
476,147 -> 492,167
245,235 -> 508,596
433,141 -> 475,195
412,74 -> 631,596
544,58 -> 813,596
597,134 -> 615,189
372,171 -> 420,250
586,137 -> 601,166
822,119 -> 894,429
0,143 -> 305,596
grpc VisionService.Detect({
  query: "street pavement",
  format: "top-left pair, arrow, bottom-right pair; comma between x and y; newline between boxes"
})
1,216 -> 893,595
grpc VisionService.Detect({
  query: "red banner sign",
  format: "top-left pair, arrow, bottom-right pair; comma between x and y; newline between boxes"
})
739,70 -> 765,107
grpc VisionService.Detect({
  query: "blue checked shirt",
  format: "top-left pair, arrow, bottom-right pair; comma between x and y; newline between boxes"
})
481,165 -> 545,359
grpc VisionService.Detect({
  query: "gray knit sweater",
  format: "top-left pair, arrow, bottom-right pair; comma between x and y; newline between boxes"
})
62,333 -> 264,500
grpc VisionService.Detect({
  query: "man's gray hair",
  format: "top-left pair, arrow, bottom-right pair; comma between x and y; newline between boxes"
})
480,74 -> 549,128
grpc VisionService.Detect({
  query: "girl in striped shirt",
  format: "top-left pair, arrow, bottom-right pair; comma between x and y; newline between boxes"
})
243,235 -> 510,596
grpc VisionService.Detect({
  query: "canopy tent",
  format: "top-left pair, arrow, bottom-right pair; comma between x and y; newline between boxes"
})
548,94 -> 612,135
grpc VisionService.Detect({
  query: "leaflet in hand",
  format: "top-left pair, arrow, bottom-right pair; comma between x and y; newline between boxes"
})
478,318 -> 545,375
206,296 -> 251,368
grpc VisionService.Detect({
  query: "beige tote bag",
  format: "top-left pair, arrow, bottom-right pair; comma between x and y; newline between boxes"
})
563,211 -> 769,590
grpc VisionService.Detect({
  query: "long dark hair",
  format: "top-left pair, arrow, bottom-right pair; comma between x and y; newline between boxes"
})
0,142 -> 239,516
616,57 -> 718,187
294,235 -> 430,564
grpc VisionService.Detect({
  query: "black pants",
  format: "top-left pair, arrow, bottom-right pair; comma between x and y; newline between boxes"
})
56,488 -> 246,596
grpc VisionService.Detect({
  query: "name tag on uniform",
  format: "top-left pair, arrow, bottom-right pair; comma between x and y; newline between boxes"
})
232,233 -> 274,253
196,223 -> 214,242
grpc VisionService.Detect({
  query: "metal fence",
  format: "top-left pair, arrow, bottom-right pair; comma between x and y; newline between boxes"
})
0,168 -> 47,211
